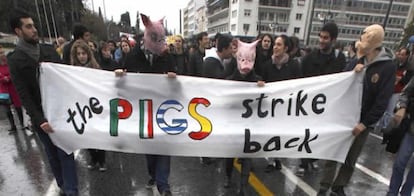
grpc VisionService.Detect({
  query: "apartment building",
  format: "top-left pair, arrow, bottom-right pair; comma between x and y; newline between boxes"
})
183,0 -> 413,48
308,0 -> 413,48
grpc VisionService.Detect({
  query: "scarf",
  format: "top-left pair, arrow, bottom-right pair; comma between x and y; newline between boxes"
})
16,38 -> 40,62
272,53 -> 289,69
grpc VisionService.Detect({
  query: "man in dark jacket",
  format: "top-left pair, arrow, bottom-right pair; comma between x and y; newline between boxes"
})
318,24 -> 396,196
7,10 -> 78,196
299,22 -> 347,176
188,32 -> 209,77
202,34 -> 234,79
302,22 -> 346,77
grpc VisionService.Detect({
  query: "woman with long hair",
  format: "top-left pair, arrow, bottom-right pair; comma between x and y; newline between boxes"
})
70,40 -> 107,171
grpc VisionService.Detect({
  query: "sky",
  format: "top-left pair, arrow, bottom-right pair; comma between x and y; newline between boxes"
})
85,0 -> 188,34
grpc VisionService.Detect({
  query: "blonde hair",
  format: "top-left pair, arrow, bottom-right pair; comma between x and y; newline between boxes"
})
70,40 -> 100,69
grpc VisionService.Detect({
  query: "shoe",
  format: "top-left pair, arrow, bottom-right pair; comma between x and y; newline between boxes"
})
98,164 -> 107,172
310,162 -> 319,171
145,179 -> 155,189
330,186 -> 346,196
264,164 -> 275,173
274,160 -> 282,170
200,157 -> 213,165
87,162 -> 96,170
8,126 -> 17,132
317,186 -> 329,196
161,190 -> 172,196
295,167 -> 305,177
224,176 -> 231,188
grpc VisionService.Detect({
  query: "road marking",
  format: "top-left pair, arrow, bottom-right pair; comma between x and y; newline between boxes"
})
355,163 -> 390,185
279,165 -> 317,196
45,150 -> 80,196
234,159 -> 275,196
369,133 -> 383,140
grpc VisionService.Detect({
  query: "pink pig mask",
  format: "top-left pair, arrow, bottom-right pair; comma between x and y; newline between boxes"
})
141,14 -> 166,55
236,39 -> 260,75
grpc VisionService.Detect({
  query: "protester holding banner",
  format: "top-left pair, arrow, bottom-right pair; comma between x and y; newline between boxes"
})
7,10 -> 78,196
261,34 -> 302,173
223,39 -> 263,195
202,33 -> 234,79
98,42 -> 120,71
318,24 -> 396,196
188,32 -> 209,77
300,22 -> 346,177
254,33 -> 273,77
70,40 -> 108,172
0,44 -> 24,132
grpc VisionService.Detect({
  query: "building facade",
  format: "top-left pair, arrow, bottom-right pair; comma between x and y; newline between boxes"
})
308,0 -> 413,49
183,0 -> 413,48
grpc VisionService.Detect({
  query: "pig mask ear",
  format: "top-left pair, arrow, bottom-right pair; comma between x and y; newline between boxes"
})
158,17 -> 165,26
251,39 -> 261,49
141,14 -> 151,27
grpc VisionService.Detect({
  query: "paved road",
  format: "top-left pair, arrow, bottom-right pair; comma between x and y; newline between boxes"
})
0,108 -> 410,196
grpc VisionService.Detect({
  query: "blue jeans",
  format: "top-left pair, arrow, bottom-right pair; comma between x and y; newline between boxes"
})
387,133 -> 414,196
146,154 -> 171,193
36,128 -> 78,195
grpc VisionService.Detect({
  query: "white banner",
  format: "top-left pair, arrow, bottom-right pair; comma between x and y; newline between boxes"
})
40,63 -> 363,162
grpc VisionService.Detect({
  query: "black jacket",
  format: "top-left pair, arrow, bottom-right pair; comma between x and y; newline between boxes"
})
361,47 -> 396,127
62,40 -> 75,64
188,48 -> 205,77
122,45 -> 176,74
262,58 -> 302,82
202,57 -> 224,79
226,69 -> 262,82
7,44 -> 61,127
302,49 -> 346,77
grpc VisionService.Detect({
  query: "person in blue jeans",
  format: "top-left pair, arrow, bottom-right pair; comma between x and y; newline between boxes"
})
7,10 -> 78,195
387,75 -> 414,196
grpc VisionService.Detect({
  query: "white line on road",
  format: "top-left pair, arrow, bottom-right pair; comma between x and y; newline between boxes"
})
280,164 -> 317,196
355,163 -> 390,185
369,133 -> 383,141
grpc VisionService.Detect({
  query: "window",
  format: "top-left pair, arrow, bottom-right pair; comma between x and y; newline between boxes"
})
232,10 -> 237,18
231,24 -> 236,31
244,9 -> 251,16
232,0 -> 238,3
245,0 -> 252,2
294,27 -> 300,34
296,13 -> 302,20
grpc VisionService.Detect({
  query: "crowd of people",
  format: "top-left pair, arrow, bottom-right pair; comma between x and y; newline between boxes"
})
1,9 -> 414,196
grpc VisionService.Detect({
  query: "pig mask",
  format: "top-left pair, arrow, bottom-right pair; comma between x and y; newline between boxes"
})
141,14 -> 166,55
236,39 -> 260,75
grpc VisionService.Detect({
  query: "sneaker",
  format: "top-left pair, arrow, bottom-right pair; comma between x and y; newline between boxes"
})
330,186 -> 346,196
98,164 -> 107,172
87,162 -> 96,170
264,164 -> 275,173
161,190 -> 172,196
310,162 -> 319,171
224,176 -> 231,188
145,179 -> 155,189
295,167 -> 305,177
274,160 -> 282,170
317,186 -> 329,196
8,126 -> 17,132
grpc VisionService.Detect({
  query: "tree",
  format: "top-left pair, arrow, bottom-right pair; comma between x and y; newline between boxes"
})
80,9 -> 107,41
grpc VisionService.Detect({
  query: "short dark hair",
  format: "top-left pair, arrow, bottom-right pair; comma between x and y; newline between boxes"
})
72,24 -> 89,40
196,32 -> 208,43
321,22 -> 339,39
9,10 -> 32,33
217,34 -> 233,52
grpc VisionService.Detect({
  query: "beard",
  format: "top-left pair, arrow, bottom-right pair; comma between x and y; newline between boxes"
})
23,33 -> 39,45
